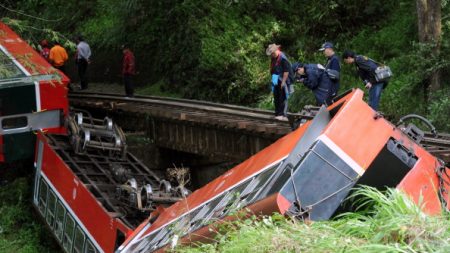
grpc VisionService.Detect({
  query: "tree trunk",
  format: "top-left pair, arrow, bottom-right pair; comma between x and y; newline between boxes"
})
416,0 -> 442,94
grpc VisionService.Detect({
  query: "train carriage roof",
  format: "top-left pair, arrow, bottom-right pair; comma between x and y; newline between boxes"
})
0,22 -> 69,86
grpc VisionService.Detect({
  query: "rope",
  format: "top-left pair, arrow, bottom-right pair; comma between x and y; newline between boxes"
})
288,166 -> 309,218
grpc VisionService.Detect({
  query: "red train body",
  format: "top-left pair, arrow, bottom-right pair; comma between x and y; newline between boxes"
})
116,90 -> 449,252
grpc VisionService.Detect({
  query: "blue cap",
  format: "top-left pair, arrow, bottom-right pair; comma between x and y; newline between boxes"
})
292,62 -> 304,72
319,42 -> 333,51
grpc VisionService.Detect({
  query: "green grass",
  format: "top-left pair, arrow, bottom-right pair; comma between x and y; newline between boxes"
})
175,187 -> 450,253
0,177 -> 60,253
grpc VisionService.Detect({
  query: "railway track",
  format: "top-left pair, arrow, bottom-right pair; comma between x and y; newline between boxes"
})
69,92 -> 318,136
68,92 -> 450,164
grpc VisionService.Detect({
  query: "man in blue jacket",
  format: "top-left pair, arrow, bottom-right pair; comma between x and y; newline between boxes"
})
319,42 -> 340,99
292,62 -> 332,106
266,44 -> 293,121
342,50 -> 386,111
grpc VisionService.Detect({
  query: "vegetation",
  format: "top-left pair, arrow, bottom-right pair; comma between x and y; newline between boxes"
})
0,176 -> 60,252
176,187 -> 450,253
1,0 -> 449,131
0,1 -> 449,252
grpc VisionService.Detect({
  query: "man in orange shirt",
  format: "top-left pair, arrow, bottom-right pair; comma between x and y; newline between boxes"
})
49,41 -> 69,74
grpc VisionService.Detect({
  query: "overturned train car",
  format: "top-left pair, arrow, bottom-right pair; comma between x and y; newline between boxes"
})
113,89 -> 449,252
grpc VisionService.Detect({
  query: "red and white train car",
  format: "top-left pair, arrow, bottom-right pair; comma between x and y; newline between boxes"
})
0,22 -> 69,162
117,89 -> 449,252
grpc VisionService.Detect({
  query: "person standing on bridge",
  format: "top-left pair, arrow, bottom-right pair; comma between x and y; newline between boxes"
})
122,44 -> 136,97
319,42 -> 340,100
75,35 -> 91,90
266,44 -> 293,122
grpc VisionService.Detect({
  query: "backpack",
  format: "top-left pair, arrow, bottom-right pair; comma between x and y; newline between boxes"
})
374,65 -> 392,83
272,53 -> 295,85
362,56 -> 393,83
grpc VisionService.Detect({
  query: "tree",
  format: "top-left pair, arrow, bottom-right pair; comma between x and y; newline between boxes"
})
416,0 -> 442,95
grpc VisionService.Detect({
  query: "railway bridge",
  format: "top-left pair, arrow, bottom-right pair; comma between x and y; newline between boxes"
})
69,92 -> 318,164
69,92 -> 450,167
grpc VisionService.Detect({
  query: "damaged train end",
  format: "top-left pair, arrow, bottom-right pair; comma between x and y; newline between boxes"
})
117,89 -> 449,253
0,22 -> 69,162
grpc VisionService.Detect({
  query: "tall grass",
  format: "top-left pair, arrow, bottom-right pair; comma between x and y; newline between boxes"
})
0,177 -> 60,253
175,187 -> 450,253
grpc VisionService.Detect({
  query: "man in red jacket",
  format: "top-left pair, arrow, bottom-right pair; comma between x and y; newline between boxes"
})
122,44 -> 136,97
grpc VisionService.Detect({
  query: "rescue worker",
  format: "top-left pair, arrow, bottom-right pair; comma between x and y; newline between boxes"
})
266,43 -> 293,121
122,44 -> 136,97
342,50 -> 386,111
75,35 -> 91,90
49,40 -> 68,74
319,42 -> 340,99
292,62 -> 332,106
39,39 -> 50,62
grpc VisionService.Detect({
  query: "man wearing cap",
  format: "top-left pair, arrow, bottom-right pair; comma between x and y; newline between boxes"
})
292,62 -> 332,106
319,42 -> 340,100
266,43 -> 293,121
342,50 -> 386,111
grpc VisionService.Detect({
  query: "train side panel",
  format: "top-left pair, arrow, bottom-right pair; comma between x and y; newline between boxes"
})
34,133 -> 131,253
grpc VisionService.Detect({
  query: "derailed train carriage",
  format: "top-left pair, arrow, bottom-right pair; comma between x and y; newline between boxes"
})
1,22 -> 449,253
117,89 -> 450,252
0,22 -> 68,162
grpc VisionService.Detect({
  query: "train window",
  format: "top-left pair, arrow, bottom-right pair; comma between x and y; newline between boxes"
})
201,194 -> 225,222
84,239 -> 96,253
242,165 -> 278,204
73,226 -> 86,253
1,116 -> 28,130
212,192 -> 234,219
150,229 -> 168,246
189,205 -> 210,231
115,230 -> 126,251
54,200 -> 66,241
38,178 -> 48,215
171,215 -> 189,235
0,50 -> 25,78
63,214 -> 76,253
155,230 -> 173,250
240,177 -> 259,199
46,190 -> 57,227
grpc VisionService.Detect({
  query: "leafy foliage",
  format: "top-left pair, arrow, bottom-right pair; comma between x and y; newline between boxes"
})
175,187 -> 450,253
0,177 -> 60,253
2,0 -> 449,131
